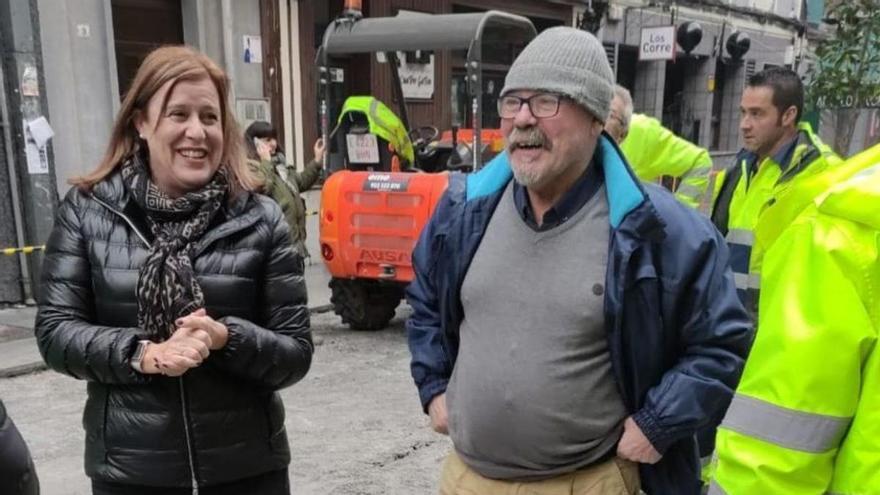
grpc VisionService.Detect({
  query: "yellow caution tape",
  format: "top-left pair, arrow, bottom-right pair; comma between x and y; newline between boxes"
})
1,245 -> 45,255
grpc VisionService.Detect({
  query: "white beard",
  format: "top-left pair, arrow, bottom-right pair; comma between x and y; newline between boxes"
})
511,163 -> 543,187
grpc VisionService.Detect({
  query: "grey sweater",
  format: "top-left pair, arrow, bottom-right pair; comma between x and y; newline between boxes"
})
447,181 -> 627,480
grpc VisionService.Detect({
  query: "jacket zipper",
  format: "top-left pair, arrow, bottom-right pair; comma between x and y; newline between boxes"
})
93,196 -> 200,493
179,377 -> 199,495
92,196 -> 152,248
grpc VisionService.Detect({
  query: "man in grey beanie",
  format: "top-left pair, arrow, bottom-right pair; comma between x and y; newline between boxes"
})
406,27 -> 752,495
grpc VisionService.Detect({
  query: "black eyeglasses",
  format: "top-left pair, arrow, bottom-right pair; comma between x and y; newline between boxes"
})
497,93 -> 564,119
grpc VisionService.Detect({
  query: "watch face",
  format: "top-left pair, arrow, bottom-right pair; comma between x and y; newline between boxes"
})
135,342 -> 147,360
132,341 -> 149,372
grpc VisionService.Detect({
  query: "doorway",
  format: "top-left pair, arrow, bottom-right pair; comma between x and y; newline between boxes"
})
111,0 -> 184,97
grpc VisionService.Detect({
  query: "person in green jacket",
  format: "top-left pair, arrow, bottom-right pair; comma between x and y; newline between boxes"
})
605,85 -> 713,210
245,120 -> 323,257
709,67 -> 842,316
710,143 -> 880,495
702,68 -> 850,489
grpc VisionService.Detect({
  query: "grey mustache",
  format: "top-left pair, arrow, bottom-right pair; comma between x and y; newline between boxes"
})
508,127 -> 546,148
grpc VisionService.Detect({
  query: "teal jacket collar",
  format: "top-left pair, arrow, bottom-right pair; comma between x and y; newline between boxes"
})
466,134 -> 646,228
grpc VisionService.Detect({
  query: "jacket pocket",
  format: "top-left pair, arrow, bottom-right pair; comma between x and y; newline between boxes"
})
622,266 -> 667,379
626,263 -> 657,288
624,262 -> 661,321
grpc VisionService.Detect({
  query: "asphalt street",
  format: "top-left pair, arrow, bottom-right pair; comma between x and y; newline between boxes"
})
0,307 -> 452,495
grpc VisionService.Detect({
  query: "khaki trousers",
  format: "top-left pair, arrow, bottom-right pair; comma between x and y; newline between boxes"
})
439,451 -> 641,495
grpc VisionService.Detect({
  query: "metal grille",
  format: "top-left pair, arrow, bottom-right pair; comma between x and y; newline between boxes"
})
604,43 -> 617,77
745,59 -> 757,78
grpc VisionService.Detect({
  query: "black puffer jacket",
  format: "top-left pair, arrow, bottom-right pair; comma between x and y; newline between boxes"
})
0,399 -> 39,495
35,171 -> 313,488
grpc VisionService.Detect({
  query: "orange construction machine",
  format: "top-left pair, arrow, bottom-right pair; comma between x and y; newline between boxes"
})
317,8 -> 536,330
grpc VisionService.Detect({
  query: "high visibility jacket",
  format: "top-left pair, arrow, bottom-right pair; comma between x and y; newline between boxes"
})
710,122 -> 841,313
620,113 -> 713,209
336,96 -> 415,164
710,143 -> 880,495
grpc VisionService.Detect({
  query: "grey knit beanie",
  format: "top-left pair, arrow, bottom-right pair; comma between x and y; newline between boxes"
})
501,27 -> 614,122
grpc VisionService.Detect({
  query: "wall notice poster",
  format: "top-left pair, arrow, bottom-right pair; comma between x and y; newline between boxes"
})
398,52 -> 434,100
243,35 -> 262,64
21,65 -> 39,96
23,119 -> 51,175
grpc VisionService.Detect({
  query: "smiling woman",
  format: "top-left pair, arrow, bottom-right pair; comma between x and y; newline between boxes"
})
134,77 -> 225,198
36,46 -> 313,495
71,46 -> 258,196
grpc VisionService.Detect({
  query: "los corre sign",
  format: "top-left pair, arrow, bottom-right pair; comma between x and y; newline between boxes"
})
639,26 -> 676,61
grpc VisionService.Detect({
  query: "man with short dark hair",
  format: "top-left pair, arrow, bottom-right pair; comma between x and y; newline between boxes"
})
710,67 -> 841,316
406,27 -> 752,495
699,66 -> 846,485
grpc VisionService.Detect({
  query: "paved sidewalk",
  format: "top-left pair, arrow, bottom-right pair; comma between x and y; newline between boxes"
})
0,189 -> 333,378
0,305 -> 39,378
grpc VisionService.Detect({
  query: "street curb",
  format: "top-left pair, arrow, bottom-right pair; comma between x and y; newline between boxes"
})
0,304 -> 337,379
0,362 -> 46,379
309,304 -> 333,314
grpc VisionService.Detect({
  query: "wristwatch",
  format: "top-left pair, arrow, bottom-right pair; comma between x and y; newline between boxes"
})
130,340 -> 151,373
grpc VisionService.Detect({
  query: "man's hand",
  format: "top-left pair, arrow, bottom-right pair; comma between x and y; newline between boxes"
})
616,416 -> 662,464
428,393 -> 449,435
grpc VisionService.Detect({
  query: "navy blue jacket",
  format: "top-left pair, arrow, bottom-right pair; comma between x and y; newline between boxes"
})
406,136 -> 753,495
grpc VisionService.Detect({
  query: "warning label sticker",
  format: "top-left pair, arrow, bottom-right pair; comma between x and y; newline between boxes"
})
362,174 -> 410,192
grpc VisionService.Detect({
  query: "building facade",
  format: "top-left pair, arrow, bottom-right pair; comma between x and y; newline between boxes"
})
0,0 -> 277,303
0,0 -> 834,303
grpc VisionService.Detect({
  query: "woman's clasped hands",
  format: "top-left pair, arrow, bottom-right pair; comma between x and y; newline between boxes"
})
141,308 -> 229,376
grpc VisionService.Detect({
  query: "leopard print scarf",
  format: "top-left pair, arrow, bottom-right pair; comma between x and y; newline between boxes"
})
121,153 -> 228,339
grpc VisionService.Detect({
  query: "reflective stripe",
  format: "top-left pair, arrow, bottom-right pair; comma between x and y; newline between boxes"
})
679,163 -> 711,203
701,168 -> 722,214
733,272 -> 761,290
726,228 -> 755,246
675,183 -> 704,202
368,98 -> 391,133
721,394 -> 851,453
852,163 -> 880,180
680,163 -> 711,205
707,480 -> 727,495
707,480 -> 846,495
684,163 -> 712,180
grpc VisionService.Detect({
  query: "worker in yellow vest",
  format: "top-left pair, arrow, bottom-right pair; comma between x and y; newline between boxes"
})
699,67 -> 845,484
606,85 -> 713,210
709,67 -> 841,315
710,143 -> 880,495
